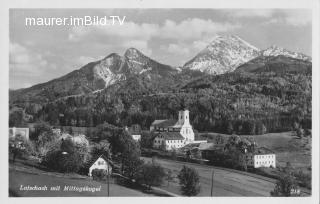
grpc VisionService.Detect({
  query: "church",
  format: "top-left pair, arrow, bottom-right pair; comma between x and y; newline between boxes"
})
151,110 -> 205,150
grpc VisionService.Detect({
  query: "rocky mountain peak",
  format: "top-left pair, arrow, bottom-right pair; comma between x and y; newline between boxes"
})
261,46 -> 311,61
183,35 -> 260,75
124,47 -> 144,60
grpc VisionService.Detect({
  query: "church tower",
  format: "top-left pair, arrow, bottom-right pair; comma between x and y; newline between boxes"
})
175,110 -> 194,142
176,110 -> 190,126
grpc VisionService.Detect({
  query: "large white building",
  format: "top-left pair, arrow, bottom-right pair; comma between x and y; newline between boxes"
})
151,110 -> 205,150
246,147 -> 276,168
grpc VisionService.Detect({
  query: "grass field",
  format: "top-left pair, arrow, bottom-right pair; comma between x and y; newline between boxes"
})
142,157 -> 277,196
9,160 -> 154,197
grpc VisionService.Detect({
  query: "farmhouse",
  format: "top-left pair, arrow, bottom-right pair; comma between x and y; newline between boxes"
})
151,110 -> 206,150
9,127 -> 29,140
87,155 -> 112,177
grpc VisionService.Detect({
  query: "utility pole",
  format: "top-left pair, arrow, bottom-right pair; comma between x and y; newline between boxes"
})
210,170 -> 214,197
107,170 -> 110,197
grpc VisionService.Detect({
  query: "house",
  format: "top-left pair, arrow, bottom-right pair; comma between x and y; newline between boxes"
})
9,127 -> 29,140
247,147 -> 276,168
87,155 -> 112,177
126,124 -> 142,142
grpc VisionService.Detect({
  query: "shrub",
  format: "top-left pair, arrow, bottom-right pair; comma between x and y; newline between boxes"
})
43,138 -> 84,173
271,173 -> 299,196
92,169 -> 108,181
91,140 -> 111,159
294,170 -> 311,189
37,131 -> 59,158
9,135 -> 36,161
137,162 -> 166,189
178,165 -> 201,196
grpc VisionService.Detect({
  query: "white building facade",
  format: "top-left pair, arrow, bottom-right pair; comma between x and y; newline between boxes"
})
174,110 -> 195,142
131,134 -> 141,141
9,127 -> 29,140
153,132 -> 185,150
88,155 -> 112,177
253,154 -> 276,168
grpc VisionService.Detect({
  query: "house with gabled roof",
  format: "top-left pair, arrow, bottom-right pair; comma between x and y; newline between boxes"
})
85,154 -> 113,177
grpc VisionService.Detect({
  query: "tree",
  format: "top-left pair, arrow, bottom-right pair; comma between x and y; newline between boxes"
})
37,130 -> 59,159
137,162 -> 166,189
166,169 -> 174,186
9,108 -> 24,127
31,122 -> 53,141
227,122 -> 234,135
140,131 -> 154,148
9,135 -> 35,162
43,138 -> 85,173
178,165 -> 201,196
214,134 -> 225,144
296,128 -> 304,139
271,173 -> 299,196
91,140 -> 111,159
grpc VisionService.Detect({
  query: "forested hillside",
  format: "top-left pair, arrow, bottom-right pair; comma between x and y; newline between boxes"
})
10,61 -> 311,135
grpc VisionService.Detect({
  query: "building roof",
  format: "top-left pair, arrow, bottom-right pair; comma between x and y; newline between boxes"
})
151,120 -> 167,126
85,154 -> 113,169
254,147 -> 274,155
129,132 -> 141,135
198,143 -> 214,150
151,119 -> 177,128
199,143 -> 225,151
157,132 -> 184,140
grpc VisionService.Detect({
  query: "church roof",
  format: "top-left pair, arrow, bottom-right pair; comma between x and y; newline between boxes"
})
157,132 -> 184,140
151,119 -> 177,128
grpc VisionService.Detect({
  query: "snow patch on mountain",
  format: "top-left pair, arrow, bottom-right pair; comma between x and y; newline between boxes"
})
261,45 -> 311,61
93,61 -> 125,88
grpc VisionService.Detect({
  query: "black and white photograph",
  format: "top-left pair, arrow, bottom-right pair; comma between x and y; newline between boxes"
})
2,0 -> 319,202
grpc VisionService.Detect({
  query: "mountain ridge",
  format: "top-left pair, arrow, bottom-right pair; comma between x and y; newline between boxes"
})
182,35 -> 311,75
10,35 -> 312,104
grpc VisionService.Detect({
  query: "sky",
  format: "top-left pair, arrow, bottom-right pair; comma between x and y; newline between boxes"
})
9,9 -> 312,89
